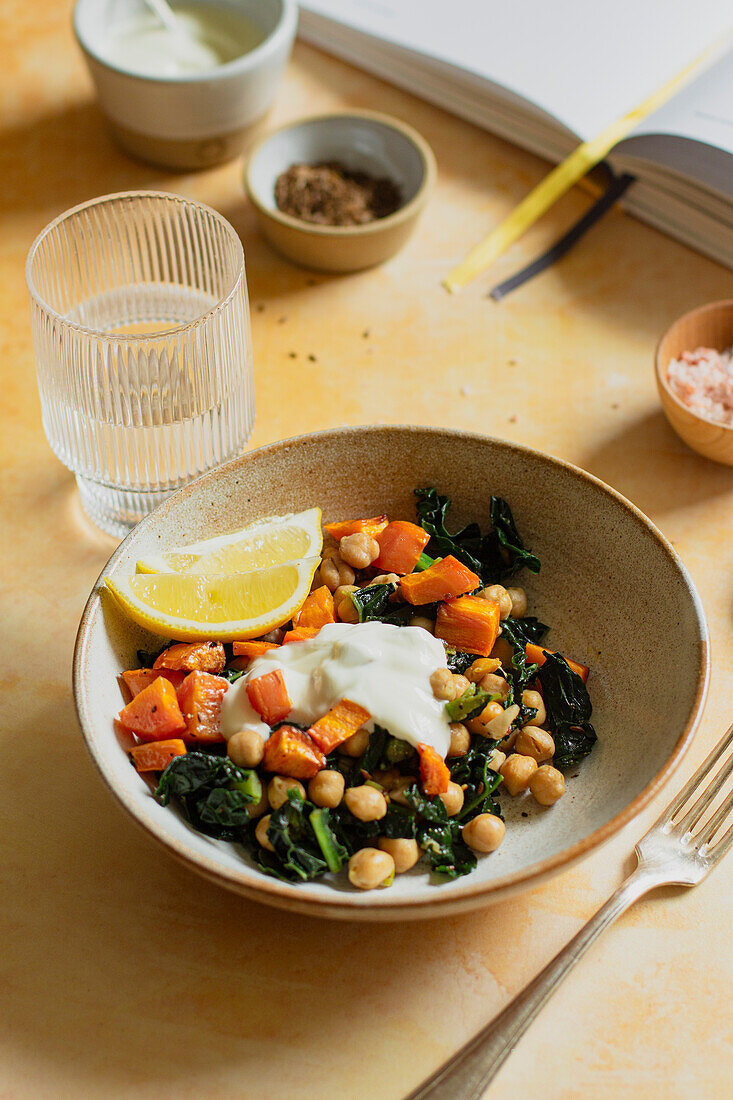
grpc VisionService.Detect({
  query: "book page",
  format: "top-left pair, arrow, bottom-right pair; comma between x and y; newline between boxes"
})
300,0 -> 732,139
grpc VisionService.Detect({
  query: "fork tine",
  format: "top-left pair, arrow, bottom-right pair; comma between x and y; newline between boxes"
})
656,721 -> 733,827
703,819 -> 733,864
675,743 -> 733,835
694,788 -> 733,848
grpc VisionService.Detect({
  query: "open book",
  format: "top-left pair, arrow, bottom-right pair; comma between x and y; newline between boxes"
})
298,1 -> 733,269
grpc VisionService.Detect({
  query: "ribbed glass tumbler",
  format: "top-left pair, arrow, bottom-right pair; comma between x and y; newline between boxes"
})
26,191 -> 255,537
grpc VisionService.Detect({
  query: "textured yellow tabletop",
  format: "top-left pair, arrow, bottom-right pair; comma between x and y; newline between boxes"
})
2,5 -> 733,1098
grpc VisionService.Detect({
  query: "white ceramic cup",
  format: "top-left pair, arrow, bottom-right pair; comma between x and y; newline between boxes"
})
74,0 -> 297,170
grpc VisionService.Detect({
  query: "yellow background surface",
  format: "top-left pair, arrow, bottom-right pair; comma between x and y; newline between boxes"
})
2,3 -> 732,1097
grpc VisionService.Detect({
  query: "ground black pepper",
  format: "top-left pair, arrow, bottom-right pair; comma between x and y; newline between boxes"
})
274,162 -> 402,227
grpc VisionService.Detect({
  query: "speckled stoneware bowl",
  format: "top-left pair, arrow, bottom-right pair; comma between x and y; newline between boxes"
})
73,427 -> 709,920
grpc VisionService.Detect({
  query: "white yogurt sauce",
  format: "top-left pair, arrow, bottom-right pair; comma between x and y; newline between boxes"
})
103,5 -> 265,78
221,622 -> 453,759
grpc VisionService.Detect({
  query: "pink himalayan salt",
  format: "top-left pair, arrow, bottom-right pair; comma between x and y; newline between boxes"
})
666,346 -> 733,427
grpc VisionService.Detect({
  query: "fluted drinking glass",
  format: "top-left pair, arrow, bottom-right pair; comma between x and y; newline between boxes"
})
26,191 -> 255,537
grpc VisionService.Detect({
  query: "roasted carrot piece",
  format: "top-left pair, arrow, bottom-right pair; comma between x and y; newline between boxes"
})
418,742 -> 450,796
153,641 -> 226,674
400,555 -> 480,605
325,514 -> 389,540
375,521 -> 431,575
177,670 -> 228,743
262,725 -> 326,779
122,667 -> 186,698
118,676 -> 186,740
435,594 -> 501,656
282,627 -> 320,644
525,643 -> 589,683
293,585 -> 336,630
308,698 -> 371,754
130,739 -> 187,773
246,668 -> 292,725
231,640 -> 280,659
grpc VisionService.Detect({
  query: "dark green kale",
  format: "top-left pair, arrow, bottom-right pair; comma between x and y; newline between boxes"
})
350,725 -> 390,782
155,752 -> 261,841
502,616 -> 550,644
265,793 -> 329,880
136,641 -> 171,668
400,783 -> 449,823
309,807 -> 349,872
445,648 -> 476,675
220,667 -> 246,683
444,684 -> 493,722
449,738 -> 503,821
489,497 -> 541,579
537,652 -> 597,768
497,618 -> 544,720
414,488 -> 540,585
350,582 -> 398,623
418,820 -> 477,879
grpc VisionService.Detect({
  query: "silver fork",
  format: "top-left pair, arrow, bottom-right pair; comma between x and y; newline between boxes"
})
407,721 -> 733,1100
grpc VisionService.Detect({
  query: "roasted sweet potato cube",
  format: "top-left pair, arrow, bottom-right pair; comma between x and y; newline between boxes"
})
262,725 -> 326,780
308,699 -> 371,754
122,667 -> 186,698
153,641 -> 226,674
246,668 -> 292,724
118,676 -> 186,740
418,742 -> 450,796
176,670 -> 227,743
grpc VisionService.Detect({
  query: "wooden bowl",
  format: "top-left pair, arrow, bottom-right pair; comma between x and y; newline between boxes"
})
655,300 -> 733,466
244,111 -> 435,272
73,427 -> 708,920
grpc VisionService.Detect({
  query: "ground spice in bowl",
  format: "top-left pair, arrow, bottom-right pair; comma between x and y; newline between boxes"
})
274,162 -> 402,227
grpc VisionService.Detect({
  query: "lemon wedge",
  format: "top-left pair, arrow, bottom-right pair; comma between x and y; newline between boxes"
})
105,557 -> 321,641
136,508 -> 322,575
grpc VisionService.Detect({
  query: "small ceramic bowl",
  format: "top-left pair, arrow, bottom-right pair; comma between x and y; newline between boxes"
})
73,427 -> 708,921
74,0 -> 297,170
655,299 -> 733,466
244,111 -> 436,272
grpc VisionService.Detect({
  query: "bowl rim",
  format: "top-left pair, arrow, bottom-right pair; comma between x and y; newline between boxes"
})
72,0 -> 298,87
73,425 -> 710,917
243,110 -> 437,238
654,298 -> 733,433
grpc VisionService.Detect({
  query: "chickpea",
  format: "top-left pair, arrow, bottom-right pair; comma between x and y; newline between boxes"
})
318,554 -> 355,592
339,532 -> 380,570
260,627 -> 284,644
530,765 -> 566,806
389,775 -> 418,806
452,673 -> 471,698
466,657 -> 502,683
373,767 -> 402,790
514,726 -> 555,762
462,813 -> 506,853
246,784 -> 270,819
255,814 -> 274,851
447,722 -> 470,758
439,781 -> 465,816
482,583 -> 512,620
308,769 -> 345,808
490,637 -> 515,666
410,615 -> 435,633
430,667 -> 458,701
344,784 -> 388,822
227,728 -> 265,769
339,728 -> 370,757
348,848 -> 395,890
378,837 -> 421,873
267,776 -> 306,810
487,749 -> 506,772
499,754 -> 538,796
334,584 -> 359,623
506,587 -> 527,618
467,700 -> 504,737
521,689 -> 546,727
478,672 -> 510,700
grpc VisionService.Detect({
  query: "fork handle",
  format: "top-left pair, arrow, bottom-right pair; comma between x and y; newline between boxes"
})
405,866 -> 659,1100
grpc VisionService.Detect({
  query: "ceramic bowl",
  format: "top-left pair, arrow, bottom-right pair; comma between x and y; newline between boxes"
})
244,111 -> 436,272
73,427 -> 708,920
655,299 -> 733,466
74,0 -> 297,170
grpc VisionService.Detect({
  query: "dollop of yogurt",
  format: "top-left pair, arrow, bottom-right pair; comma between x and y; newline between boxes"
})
221,621 -> 452,758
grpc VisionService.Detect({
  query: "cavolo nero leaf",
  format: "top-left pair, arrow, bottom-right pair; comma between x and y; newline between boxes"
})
489,497 -> 541,579
350,582 -> 398,623
414,488 -> 485,576
155,751 -> 247,804
418,820 -> 477,879
498,618 -> 543,715
445,648 -> 476,675
197,787 -> 257,829
266,793 -> 329,881
537,652 -> 597,768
